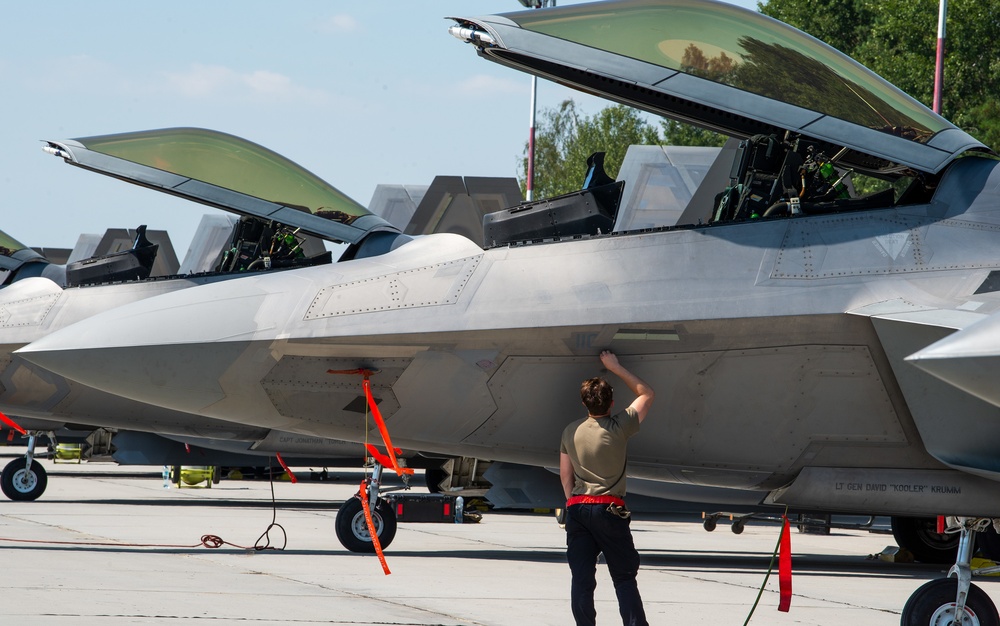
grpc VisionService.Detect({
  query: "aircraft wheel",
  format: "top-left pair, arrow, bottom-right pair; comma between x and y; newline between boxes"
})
901,578 -> 999,626
732,520 -> 745,534
335,496 -> 397,553
424,466 -> 447,493
975,526 -> 1000,561
703,517 -> 717,532
892,516 -> 959,564
1,458 -> 48,501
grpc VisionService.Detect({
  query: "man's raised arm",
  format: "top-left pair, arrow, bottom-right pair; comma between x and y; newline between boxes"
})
600,350 -> 655,422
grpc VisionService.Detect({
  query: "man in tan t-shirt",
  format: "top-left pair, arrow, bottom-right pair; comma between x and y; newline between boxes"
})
560,350 -> 654,626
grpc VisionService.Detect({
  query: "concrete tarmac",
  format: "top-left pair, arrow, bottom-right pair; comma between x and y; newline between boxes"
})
1,458 -> 998,625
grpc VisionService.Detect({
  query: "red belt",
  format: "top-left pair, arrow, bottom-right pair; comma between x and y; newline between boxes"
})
566,495 -> 625,507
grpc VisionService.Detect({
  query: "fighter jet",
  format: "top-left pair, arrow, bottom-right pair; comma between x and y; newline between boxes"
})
16,0 -> 1000,621
0,216 -> 378,500
0,165 -> 527,503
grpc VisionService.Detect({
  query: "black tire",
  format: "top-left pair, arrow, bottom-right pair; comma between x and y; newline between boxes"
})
892,516 -> 959,564
901,578 -> 999,626
424,466 -> 447,493
335,496 -> 397,553
1,458 -> 48,501
976,527 -> 1000,561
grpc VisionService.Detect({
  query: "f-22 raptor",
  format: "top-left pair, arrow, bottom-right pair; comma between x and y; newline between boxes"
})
16,1 -> 1000,622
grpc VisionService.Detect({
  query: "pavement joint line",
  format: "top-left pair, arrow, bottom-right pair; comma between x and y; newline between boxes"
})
184,564 -> 488,626
32,615 -> 452,624
654,569 -> 904,615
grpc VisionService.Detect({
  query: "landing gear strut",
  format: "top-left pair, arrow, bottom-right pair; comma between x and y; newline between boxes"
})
901,517 -> 1000,626
335,461 -> 400,553
1,432 -> 49,501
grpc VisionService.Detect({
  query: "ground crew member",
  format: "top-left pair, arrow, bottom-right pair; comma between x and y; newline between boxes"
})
560,350 -> 654,626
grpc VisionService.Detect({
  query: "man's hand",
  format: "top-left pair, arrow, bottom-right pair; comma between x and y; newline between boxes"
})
600,350 -> 622,373
599,350 -> 655,423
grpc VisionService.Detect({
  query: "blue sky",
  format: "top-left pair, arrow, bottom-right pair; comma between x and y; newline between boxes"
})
3,0 -> 758,255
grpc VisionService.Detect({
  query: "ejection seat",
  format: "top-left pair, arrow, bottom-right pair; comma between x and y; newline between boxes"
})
65,225 -> 159,287
481,152 -> 625,248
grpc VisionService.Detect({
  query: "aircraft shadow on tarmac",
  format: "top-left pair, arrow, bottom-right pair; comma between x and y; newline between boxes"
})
29,498 -> 340,510
638,551 -> 945,581
0,539 -> 956,583
373,548 -> 951,581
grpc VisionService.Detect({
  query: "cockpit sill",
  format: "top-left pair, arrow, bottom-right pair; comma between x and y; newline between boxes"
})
0,216 -> 411,290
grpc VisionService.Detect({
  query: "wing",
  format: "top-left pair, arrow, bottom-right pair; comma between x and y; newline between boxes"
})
852,301 -> 1000,481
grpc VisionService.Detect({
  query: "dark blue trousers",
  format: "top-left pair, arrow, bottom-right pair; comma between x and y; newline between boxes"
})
565,504 -> 648,626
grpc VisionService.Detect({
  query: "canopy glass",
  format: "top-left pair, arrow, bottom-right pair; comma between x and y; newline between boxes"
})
504,0 -> 946,142
73,128 -> 370,224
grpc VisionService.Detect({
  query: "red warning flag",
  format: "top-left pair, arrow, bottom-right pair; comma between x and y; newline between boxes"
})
778,515 -> 792,612
327,368 -> 413,477
275,452 -> 298,484
0,411 -> 26,435
360,480 -> 391,575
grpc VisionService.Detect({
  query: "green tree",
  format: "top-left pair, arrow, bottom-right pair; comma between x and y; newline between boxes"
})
759,0 -> 873,55
520,100 -> 660,199
660,120 -> 728,148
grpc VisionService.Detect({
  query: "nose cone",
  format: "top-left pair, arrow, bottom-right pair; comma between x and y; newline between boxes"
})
15,278 -> 273,416
19,339 -> 253,415
906,310 -> 1000,409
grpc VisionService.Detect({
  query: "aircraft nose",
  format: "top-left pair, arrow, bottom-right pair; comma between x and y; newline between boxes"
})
14,282 -> 274,417
17,337 -> 252,416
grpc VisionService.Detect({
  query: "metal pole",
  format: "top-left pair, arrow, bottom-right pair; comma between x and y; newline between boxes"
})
527,75 -> 537,201
933,0 -> 947,114
523,0 -> 554,202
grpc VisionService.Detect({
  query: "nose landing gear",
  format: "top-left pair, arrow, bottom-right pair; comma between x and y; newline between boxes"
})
1,432 -> 50,501
901,518 -> 1000,626
335,460 -> 402,553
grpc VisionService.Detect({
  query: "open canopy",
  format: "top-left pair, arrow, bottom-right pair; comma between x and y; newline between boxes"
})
451,0 -> 988,175
44,128 -> 397,245
0,229 -> 45,275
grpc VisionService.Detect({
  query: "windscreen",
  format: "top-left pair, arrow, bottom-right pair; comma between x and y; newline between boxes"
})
0,230 -> 30,259
73,128 -> 370,224
505,0 -> 946,142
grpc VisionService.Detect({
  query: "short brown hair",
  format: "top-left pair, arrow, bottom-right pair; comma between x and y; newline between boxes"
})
581,377 -> 613,416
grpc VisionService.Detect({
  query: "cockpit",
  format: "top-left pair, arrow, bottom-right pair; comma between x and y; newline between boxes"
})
448,0 -> 992,246
0,231 -> 46,285
703,132 -> 918,224
14,127 -> 411,288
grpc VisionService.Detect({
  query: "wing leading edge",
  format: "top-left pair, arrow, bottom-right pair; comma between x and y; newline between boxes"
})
853,304 -> 1000,481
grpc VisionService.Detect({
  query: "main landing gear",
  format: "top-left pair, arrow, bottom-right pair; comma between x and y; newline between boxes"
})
892,516 -> 961,564
901,517 -> 1000,626
335,460 -> 403,553
1,431 -> 50,501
